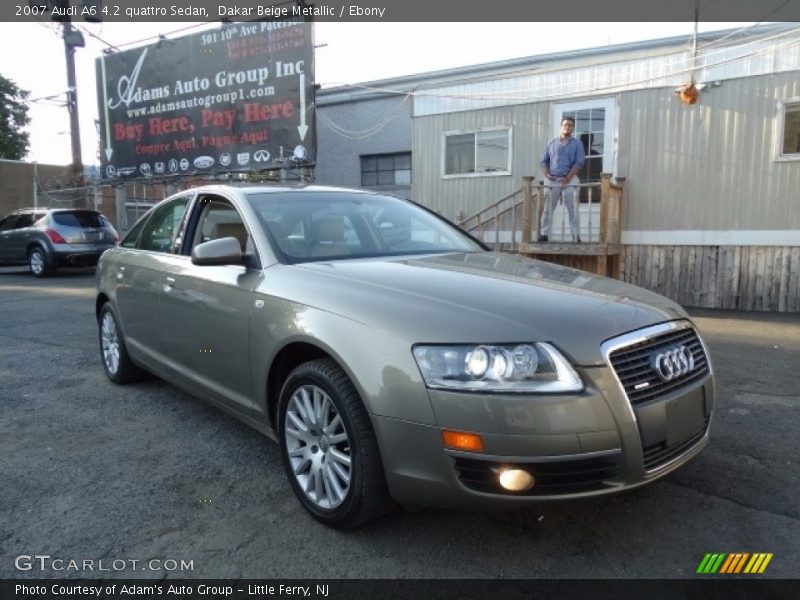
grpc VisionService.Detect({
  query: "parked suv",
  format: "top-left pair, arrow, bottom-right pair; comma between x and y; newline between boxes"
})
0,208 -> 118,276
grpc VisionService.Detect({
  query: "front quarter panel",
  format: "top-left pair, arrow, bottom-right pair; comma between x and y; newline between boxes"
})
250,288 -> 436,429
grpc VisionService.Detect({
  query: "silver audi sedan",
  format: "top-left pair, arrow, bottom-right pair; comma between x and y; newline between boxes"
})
95,184 -> 714,527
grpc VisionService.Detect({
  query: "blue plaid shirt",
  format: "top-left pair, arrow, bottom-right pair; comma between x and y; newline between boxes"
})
539,136 -> 585,178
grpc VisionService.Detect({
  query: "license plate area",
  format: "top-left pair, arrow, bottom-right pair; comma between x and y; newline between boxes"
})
635,385 -> 706,449
665,387 -> 706,447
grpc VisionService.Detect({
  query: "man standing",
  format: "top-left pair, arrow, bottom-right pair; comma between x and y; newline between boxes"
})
538,116 -> 586,242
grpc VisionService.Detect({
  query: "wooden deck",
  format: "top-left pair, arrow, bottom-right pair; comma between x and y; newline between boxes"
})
459,174 -> 626,278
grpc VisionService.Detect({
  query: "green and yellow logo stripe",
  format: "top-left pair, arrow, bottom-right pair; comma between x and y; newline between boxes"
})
696,553 -> 773,574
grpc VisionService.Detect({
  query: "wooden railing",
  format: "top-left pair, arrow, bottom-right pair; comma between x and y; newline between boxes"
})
457,188 -> 524,251
458,174 -> 625,251
458,174 -> 626,277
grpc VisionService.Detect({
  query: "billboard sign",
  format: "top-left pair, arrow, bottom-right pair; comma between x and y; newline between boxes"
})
96,19 -> 315,181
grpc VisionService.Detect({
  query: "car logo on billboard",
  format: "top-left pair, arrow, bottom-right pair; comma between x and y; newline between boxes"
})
106,165 -> 117,178
154,162 -> 165,174
219,152 -> 232,167
139,163 -> 151,175
117,166 -> 137,176
168,159 -> 179,172
179,159 -> 189,171
237,153 -> 250,166
194,156 -> 215,169
254,150 -> 271,163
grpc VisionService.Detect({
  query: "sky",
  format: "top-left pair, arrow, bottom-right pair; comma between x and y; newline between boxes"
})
0,21 -> 752,166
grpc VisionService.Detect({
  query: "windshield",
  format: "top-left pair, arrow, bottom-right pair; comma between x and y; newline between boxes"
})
245,191 -> 483,263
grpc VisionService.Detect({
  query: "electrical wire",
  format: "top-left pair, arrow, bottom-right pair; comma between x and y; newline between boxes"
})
319,26 -> 800,104
110,22 -> 219,50
74,24 -> 119,52
317,93 -> 412,139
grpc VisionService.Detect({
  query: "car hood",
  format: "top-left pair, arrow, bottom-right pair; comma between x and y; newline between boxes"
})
275,252 -> 687,366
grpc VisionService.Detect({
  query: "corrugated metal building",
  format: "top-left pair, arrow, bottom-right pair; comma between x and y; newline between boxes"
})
317,24 -> 800,312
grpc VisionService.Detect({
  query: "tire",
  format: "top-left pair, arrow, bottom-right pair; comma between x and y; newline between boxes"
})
28,247 -> 53,277
278,358 -> 394,528
98,303 -> 144,384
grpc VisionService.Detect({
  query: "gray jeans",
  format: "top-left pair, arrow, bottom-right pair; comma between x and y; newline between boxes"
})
541,176 -> 580,239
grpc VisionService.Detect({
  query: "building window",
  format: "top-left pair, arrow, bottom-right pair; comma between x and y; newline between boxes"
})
444,128 -> 511,176
781,102 -> 800,157
361,152 -> 411,187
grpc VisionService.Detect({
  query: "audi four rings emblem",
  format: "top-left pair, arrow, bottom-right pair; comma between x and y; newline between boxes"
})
651,345 -> 695,382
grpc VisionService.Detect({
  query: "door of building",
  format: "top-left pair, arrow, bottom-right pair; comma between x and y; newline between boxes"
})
550,98 -> 617,241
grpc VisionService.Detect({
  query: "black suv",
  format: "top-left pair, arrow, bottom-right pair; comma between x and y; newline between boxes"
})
0,208 -> 118,277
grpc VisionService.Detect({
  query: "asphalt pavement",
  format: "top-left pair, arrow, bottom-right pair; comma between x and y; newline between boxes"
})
1,266 -> 798,579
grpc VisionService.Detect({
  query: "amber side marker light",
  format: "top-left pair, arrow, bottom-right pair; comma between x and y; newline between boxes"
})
442,430 -> 484,452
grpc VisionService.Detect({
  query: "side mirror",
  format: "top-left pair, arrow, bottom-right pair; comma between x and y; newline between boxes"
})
191,237 -> 243,266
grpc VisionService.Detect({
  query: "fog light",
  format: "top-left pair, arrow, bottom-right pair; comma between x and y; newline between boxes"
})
498,468 -> 535,491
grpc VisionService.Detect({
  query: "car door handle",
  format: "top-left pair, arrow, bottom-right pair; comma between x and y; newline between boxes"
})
163,276 -> 176,291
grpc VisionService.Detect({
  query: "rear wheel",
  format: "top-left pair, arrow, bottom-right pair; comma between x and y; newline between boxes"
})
278,358 -> 394,528
99,303 -> 144,384
28,247 -> 53,277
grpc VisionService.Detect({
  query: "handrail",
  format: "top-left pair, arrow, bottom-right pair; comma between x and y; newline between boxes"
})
458,188 -> 522,228
457,174 -> 625,249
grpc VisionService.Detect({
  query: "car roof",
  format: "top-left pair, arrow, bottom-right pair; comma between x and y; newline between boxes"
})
190,183 -> 377,196
11,207 -> 100,214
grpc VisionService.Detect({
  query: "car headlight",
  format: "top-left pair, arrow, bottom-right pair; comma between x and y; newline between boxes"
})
412,343 -> 583,393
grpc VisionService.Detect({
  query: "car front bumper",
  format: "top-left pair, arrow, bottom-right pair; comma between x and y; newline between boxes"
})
372,366 -> 714,509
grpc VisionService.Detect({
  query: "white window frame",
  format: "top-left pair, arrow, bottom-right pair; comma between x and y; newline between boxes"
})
441,126 -> 513,179
775,97 -> 800,162
551,97 -> 617,176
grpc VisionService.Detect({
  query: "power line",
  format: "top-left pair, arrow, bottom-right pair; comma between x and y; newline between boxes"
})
317,93 -> 411,139
320,26 -> 800,104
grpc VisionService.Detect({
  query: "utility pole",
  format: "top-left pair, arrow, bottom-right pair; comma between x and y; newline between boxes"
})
39,0 -> 89,201
63,19 -> 84,192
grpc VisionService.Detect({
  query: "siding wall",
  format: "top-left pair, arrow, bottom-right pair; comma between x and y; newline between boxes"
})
315,95 -> 413,197
413,103 -> 549,220
618,72 -> 800,232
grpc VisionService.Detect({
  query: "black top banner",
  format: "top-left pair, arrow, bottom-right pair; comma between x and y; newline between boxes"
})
95,18 -> 315,181
4,0 -> 800,22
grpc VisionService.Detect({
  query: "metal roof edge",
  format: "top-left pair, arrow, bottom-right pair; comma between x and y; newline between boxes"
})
316,23 -> 796,105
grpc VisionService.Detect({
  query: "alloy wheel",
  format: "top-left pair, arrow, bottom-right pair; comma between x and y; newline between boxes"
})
29,250 -> 44,275
101,311 -> 121,376
284,384 -> 352,509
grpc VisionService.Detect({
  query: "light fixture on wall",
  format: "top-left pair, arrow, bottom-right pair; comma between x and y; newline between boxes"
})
673,80 -> 721,105
676,82 -> 701,105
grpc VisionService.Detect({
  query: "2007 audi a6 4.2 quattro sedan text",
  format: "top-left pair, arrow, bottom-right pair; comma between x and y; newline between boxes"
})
95,185 -> 714,527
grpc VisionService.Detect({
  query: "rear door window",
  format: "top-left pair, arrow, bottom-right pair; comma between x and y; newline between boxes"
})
14,213 -> 36,228
0,215 -> 20,231
137,196 -> 191,253
121,214 -> 149,248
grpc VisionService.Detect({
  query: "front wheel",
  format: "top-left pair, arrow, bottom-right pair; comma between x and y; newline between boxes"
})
28,247 -> 53,277
278,358 -> 394,528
